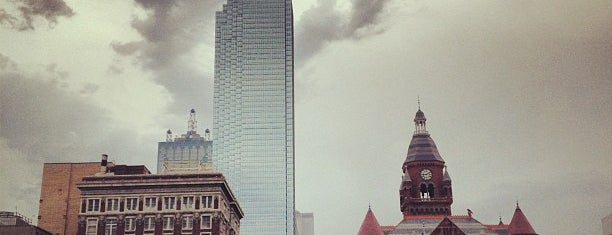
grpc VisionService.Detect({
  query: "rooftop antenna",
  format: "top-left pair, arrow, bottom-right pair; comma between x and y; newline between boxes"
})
188,109 -> 197,135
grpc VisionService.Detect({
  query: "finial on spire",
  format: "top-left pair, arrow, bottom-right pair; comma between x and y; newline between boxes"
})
368,203 -> 371,210
417,96 -> 421,110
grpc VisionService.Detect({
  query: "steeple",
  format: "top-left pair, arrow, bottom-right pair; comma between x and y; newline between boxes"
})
357,206 -> 385,235
404,108 -> 444,163
400,107 -> 452,216
508,203 -> 538,235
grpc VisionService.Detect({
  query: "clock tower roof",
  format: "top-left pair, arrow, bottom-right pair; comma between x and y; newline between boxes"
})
405,109 -> 445,163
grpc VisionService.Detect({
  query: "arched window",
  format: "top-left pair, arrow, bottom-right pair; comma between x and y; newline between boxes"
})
420,184 -> 428,198
428,183 -> 435,198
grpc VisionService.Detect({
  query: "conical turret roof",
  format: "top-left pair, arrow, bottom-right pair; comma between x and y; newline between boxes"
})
508,204 -> 538,235
443,167 -> 452,182
357,206 -> 385,235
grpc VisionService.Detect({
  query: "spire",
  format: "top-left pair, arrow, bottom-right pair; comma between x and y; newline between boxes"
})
357,206 -> 385,235
400,172 -> 412,190
188,109 -> 197,135
508,203 -> 538,235
405,107 -> 444,163
443,166 -> 452,182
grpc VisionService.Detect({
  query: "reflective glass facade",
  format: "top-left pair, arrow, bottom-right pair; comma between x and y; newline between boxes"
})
213,0 -> 294,234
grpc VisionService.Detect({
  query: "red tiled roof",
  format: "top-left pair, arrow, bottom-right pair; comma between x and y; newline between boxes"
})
357,208 -> 385,235
508,205 -> 537,235
380,225 -> 396,232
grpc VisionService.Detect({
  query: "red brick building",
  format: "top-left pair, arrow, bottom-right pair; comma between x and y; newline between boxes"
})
357,108 -> 538,235
76,155 -> 242,235
38,162 -> 107,235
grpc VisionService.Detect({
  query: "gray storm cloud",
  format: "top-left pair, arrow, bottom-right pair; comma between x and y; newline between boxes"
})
0,54 -> 151,217
296,0 -> 392,67
0,0 -> 74,31
110,0 -> 223,115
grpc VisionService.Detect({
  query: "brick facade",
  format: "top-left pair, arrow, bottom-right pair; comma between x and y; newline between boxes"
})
38,162 -> 102,235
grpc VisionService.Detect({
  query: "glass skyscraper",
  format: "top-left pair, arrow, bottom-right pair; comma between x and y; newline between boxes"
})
212,0 -> 294,234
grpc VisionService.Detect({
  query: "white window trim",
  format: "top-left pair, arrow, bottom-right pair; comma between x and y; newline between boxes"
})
124,216 -> 136,232
201,215 -> 212,229
144,197 -> 157,211
201,195 -> 214,209
105,217 -> 118,235
106,198 -> 120,212
182,196 -> 195,209
86,218 -> 98,235
182,215 -> 194,230
125,197 -> 138,211
144,216 -> 155,231
87,198 -> 101,212
162,216 -> 175,230
163,196 -> 176,210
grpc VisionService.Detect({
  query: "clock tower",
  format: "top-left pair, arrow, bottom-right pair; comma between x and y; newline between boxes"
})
399,108 -> 453,216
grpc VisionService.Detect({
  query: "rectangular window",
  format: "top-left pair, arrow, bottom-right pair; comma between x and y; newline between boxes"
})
200,232 -> 212,235
164,197 -> 176,210
87,199 -> 100,212
86,218 -> 97,235
182,215 -> 193,230
163,216 -> 174,230
144,197 -> 157,210
125,198 -> 138,211
125,217 -> 136,232
105,218 -> 117,235
106,198 -> 119,211
182,196 -> 195,209
201,215 -> 212,229
201,196 -> 213,209
144,216 -> 155,231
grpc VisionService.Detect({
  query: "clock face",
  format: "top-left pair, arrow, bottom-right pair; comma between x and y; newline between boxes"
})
420,169 -> 433,180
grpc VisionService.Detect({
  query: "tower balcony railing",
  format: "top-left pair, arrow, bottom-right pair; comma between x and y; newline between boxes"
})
408,196 -> 453,202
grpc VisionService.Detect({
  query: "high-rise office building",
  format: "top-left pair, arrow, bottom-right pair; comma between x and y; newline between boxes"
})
295,211 -> 314,235
157,109 -> 213,174
212,0 -> 294,234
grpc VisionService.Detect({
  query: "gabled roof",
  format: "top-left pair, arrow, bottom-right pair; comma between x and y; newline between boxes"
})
358,207 -> 385,235
388,215 -> 507,235
508,204 -> 537,235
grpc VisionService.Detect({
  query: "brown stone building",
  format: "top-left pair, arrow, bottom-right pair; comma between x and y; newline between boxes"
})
38,162 -> 108,235
357,108 -> 538,235
76,155 -> 242,235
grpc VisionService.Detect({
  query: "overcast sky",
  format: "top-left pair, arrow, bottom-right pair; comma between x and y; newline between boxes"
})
0,0 -> 610,234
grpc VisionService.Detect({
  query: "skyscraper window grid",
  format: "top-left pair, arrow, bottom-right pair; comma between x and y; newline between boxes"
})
213,0 -> 294,234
